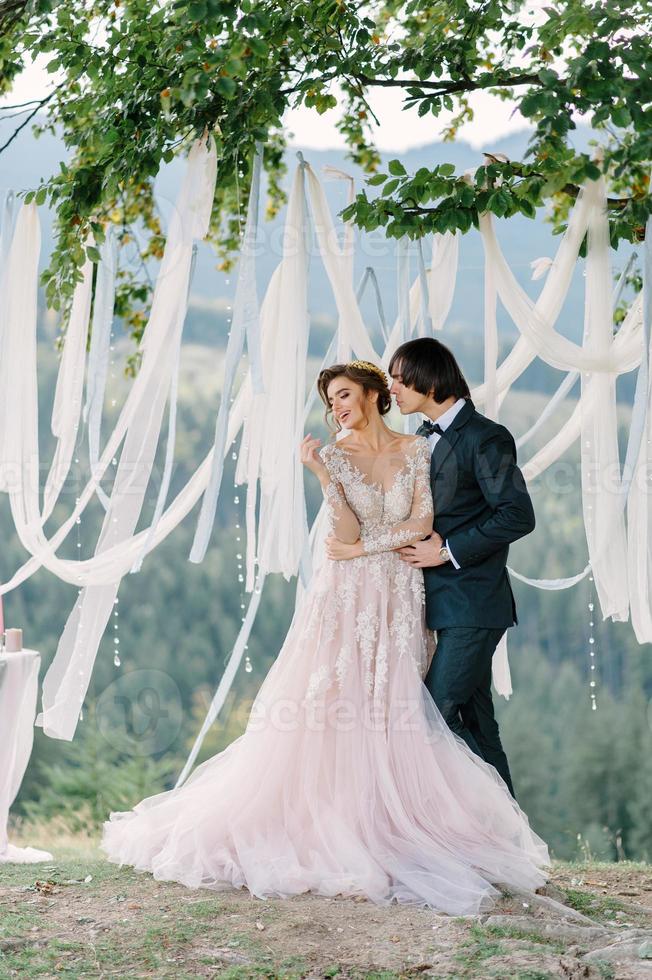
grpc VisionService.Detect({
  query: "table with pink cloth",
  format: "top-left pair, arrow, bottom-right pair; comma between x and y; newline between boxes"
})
0,648 -> 53,863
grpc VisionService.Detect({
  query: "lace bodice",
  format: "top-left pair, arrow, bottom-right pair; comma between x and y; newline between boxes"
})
319,436 -> 433,554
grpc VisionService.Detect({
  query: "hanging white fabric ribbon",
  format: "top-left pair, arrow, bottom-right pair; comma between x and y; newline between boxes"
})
322,164 -> 356,362
381,275 -> 430,369
304,163 -> 377,362
255,162 -> 311,580
516,371 -> 579,451
508,562 -> 592,590
530,256 -> 553,281
627,217 -> 652,642
322,164 -> 356,275
236,159 -> 312,587
176,572 -> 266,787
0,139 -> 216,593
396,236 -> 411,345
0,190 -> 17,484
84,228 -> 118,511
130,245 -> 197,574
0,385 -> 250,596
189,143 -> 263,564
41,253 -> 94,522
579,178 -> 629,623
33,136 -> 217,740
483,257 -> 499,422
0,204 -> 40,507
245,143 -> 265,394
356,266 -> 389,345
416,238 -> 433,337
472,189 -> 594,407
0,190 -> 16,269
428,232 -> 458,331
479,201 -> 641,375
516,253 -> 637,454
520,293 -> 642,482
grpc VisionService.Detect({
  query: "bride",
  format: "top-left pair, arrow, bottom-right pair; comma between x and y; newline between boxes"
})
102,360 -> 549,913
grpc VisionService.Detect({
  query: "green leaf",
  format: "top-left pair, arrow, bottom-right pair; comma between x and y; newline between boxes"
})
538,68 -> 558,86
35,187 -> 47,206
188,1 -> 207,20
388,159 -> 406,177
381,179 -> 400,197
86,245 -> 101,263
366,173 -> 387,186
439,163 -> 455,177
216,76 -> 237,98
611,105 -> 631,128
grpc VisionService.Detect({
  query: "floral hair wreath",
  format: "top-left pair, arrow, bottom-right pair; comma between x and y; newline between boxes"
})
347,360 -> 388,387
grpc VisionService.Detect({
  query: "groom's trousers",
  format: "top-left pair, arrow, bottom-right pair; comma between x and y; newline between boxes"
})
424,627 -> 515,798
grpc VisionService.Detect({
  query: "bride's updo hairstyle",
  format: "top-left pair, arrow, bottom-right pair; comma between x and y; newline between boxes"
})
317,360 -> 392,432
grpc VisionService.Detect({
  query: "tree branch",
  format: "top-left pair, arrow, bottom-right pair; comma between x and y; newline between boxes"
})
482,153 -> 633,210
354,70 -> 541,95
0,87 -> 60,154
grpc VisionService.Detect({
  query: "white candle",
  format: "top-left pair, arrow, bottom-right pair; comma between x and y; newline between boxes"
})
5,628 -> 22,652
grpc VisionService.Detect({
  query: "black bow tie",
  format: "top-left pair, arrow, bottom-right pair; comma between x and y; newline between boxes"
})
420,420 -> 444,436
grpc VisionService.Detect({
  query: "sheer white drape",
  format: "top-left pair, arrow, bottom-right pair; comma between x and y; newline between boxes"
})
0,153 -> 648,750
428,231 -> 458,332
0,137 -> 217,738
627,217 -> 652,643
42,254 -> 93,522
579,179 -> 628,622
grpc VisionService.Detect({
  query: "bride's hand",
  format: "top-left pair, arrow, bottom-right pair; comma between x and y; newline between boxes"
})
300,434 -> 329,483
326,536 -> 364,561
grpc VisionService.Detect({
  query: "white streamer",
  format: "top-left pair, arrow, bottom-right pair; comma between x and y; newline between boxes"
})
428,232 -> 458,331
42,253 -> 93,522
84,228 -> 118,511
190,143 -> 263,564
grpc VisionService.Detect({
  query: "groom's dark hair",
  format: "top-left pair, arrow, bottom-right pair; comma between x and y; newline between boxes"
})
389,338 -> 470,402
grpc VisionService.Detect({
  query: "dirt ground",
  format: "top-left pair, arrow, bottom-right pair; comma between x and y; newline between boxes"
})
1,842 -> 652,979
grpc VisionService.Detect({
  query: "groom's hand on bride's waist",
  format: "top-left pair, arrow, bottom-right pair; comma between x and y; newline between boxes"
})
398,533 -> 447,568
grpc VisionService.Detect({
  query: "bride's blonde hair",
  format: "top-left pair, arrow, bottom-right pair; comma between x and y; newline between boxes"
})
317,361 -> 391,432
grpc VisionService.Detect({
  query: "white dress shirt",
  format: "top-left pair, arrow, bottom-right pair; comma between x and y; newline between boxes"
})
424,398 -> 467,569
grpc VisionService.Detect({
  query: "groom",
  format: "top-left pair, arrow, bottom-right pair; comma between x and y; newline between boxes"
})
389,338 -> 535,798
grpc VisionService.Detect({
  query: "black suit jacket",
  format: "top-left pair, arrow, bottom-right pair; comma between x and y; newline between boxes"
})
418,398 -> 535,630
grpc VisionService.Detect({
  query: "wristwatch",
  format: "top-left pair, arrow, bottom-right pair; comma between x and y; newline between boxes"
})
439,545 -> 451,563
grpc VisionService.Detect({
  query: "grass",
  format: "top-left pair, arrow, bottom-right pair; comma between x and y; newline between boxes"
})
480,924 -> 566,954
1,849 -> 650,979
560,887 -> 632,922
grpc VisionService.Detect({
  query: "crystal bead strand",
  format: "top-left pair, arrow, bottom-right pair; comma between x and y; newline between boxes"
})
588,574 -> 597,711
583,423 -> 598,712
107,325 -> 122,669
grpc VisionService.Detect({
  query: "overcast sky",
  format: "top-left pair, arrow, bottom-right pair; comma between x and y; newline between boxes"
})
2,54 -> 532,153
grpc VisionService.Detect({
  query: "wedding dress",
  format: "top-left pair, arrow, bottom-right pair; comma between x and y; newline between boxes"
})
102,436 -> 549,913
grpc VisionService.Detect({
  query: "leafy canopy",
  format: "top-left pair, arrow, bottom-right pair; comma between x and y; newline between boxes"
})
1,0 -> 650,345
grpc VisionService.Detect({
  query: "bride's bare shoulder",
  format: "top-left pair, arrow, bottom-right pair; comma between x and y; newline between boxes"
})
386,432 -> 427,450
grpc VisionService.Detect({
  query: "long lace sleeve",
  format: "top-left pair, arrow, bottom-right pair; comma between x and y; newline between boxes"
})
361,438 -> 433,556
319,446 -> 361,545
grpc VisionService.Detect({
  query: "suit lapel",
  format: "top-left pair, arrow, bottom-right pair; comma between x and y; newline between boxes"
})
430,398 -> 475,479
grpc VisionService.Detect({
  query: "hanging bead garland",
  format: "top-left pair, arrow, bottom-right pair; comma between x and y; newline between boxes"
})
108,325 -> 122,669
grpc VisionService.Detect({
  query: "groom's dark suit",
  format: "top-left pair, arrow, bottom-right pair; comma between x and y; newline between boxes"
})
416,398 -> 535,798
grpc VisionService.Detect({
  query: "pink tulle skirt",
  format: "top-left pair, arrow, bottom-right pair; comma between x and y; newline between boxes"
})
102,552 -> 549,914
